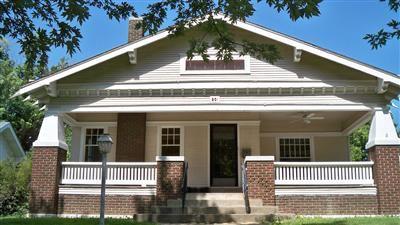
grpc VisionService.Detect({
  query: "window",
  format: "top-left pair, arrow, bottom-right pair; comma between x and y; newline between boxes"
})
186,60 -> 245,70
180,54 -> 250,74
161,127 -> 181,156
278,137 -> 311,162
84,128 -> 104,162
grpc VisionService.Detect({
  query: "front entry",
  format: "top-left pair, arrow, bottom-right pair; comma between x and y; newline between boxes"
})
210,124 -> 238,187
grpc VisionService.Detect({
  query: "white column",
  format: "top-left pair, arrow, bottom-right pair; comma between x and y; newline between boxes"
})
33,111 -> 68,150
365,110 -> 400,149
70,127 -> 82,161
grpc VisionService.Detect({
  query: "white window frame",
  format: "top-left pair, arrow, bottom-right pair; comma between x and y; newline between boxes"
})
179,53 -> 251,75
157,126 -> 184,156
80,126 -> 108,162
275,136 -> 315,162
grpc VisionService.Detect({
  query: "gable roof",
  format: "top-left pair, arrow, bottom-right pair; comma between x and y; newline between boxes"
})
0,121 -> 25,161
14,16 -> 400,97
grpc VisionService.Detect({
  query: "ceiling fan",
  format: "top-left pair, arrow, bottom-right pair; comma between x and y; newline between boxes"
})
289,113 -> 325,124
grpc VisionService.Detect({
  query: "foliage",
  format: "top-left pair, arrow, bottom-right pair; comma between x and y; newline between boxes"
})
0,0 -> 135,75
364,0 -> 400,49
0,156 -> 32,216
0,40 -> 43,151
271,216 -> 400,225
0,0 -> 324,76
0,217 -> 155,225
349,123 -> 370,161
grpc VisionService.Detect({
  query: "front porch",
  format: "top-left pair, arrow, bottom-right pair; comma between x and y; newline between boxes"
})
29,109 -> 400,218
60,111 -> 372,188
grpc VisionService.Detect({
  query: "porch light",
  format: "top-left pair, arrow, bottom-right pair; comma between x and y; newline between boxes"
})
98,134 -> 113,154
97,134 -> 113,225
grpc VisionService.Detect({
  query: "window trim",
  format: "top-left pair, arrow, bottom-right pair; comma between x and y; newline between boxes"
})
80,126 -> 108,162
157,126 -> 184,157
275,136 -> 315,162
179,54 -> 251,75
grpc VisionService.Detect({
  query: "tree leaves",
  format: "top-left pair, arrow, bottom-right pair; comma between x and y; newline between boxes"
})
0,0 -> 324,78
0,0 -> 136,75
364,0 -> 399,49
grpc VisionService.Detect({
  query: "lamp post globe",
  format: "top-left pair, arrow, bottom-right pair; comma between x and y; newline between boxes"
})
97,134 -> 113,225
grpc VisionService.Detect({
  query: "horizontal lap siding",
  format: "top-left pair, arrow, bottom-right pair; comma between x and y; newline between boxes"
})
59,28 -> 373,85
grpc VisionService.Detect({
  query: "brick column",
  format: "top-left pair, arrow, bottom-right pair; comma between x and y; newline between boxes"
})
156,156 -> 185,205
30,147 -> 66,215
245,156 -> 275,205
368,146 -> 400,215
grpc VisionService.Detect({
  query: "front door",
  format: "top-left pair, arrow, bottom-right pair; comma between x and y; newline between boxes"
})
210,124 -> 238,187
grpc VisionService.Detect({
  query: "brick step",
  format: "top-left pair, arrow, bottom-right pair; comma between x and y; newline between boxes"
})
167,199 -> 264,207
152,205 -> 278,214
133,213 -> 277,224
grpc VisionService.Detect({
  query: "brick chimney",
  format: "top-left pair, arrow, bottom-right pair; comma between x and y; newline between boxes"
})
128,17 -> 143,42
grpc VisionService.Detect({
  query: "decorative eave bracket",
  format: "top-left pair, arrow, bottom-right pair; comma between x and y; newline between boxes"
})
45,81 -> 57,97
128,50 -> 137,64
293,48 -> 302,63
376,78 -> 389,94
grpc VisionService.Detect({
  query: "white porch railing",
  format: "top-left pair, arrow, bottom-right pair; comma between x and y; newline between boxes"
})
60,162 -> 157,186
274,161 -> 374,186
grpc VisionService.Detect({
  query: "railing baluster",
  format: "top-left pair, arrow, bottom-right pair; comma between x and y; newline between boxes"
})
274,161 -> 374,186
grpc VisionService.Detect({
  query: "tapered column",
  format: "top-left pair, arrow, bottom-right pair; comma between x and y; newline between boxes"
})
30,112 -> 67,215
366,110 -> 400,215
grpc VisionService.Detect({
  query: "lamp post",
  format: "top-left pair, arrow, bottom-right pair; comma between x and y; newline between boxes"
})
97,134 -> 113,225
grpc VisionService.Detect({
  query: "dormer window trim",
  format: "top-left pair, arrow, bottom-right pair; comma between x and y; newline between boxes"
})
179,53 -> 251,75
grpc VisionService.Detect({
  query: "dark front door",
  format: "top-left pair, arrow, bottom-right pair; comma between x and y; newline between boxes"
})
210,124 -> 238,187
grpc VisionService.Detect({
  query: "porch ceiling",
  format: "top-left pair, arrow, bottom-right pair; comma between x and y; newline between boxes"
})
66,111 -> 369,135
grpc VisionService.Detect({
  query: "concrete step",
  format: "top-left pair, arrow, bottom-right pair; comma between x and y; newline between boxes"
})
133,213 -> 276,224
167,199 -> 264,207
186,193 -> 243,200
152,206 -> 278,214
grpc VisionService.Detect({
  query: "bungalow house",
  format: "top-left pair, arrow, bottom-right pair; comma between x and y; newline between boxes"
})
0,121 -> 25,162
15,16 -> 400,223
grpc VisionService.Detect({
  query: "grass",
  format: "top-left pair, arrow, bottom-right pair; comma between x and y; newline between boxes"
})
272,216 -> 400,225
0,217 -> 155,225
0,216 -> 399,225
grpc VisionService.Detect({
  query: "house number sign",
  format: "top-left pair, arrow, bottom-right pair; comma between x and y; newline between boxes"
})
209,96 -> 220,103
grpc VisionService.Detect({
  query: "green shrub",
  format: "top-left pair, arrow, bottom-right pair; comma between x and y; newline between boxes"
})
0,155 -> 31,216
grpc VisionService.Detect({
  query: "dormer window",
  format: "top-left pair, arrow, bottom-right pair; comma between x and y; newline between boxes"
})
180,53 -> 250,75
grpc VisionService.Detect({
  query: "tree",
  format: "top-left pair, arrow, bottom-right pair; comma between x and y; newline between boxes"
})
0,40 -> 43,151
349,123 -> 370,161
0,0 -> 323,77
364,0 -> 400,49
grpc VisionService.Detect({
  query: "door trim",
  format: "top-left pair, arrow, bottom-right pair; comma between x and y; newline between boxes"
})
209,124 -> 239,187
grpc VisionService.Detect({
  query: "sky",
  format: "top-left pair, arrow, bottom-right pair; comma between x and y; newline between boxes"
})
7,0 -> 400,75
5,0 -> 400,129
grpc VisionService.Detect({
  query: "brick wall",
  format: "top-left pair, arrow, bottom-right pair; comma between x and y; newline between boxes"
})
369,146 -> 400,215
30,147 -> 66,214
246,160 -> 275,205
156,160 -> 184,204
116,113 -> 146,162
58,194 -> 154,215
276,195 -> 378,215
128,19 -> 143,42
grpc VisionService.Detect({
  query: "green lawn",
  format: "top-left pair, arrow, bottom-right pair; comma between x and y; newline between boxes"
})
0,216 -> 399,225
0,217 -> 154,225
273,216 -> 400,225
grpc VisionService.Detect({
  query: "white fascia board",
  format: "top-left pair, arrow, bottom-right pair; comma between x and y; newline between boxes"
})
230,19 -> 400,86
13,30 -> 170,97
